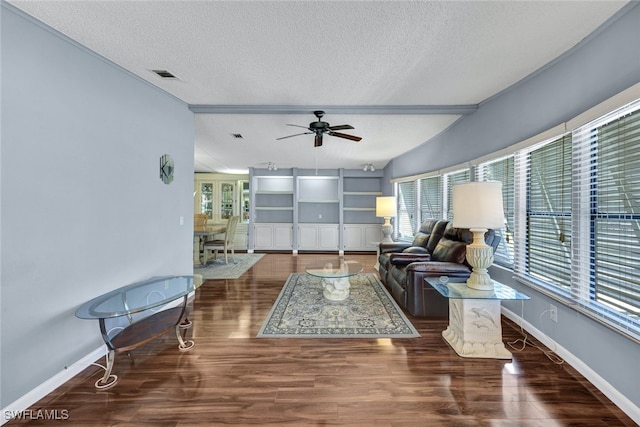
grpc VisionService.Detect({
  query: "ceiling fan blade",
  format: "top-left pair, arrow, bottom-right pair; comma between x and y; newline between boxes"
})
286,124 -> 311,129
327,124 -> 354,131
328,131 -> 362,142
314,134 -> 323,147
276,132 -> 312,140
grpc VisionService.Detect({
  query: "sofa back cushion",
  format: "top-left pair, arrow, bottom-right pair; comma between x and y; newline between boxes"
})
431,236 -> 468,264
410,219 -> 438,248
411,219 -> 438,248
430,224 -> 471,263
431,225 -> 499,264
424,219 -> 449,253
406,219 -> 449,253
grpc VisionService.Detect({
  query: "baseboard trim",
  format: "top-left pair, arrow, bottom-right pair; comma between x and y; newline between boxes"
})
1,346 -> 105,425
502,307 -> 640,425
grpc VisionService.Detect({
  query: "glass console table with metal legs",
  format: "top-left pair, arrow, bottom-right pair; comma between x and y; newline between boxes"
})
75,275 -> 196,389
425,277 -> 530,359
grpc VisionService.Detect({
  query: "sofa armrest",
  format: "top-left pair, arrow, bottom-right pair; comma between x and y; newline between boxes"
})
405,261 -> 471,276
389,252 -> 432,266
379,241 -> 412,254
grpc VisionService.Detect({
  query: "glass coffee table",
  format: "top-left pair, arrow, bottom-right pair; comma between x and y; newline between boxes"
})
425,276 -> 529,359
305,258 -> 363,301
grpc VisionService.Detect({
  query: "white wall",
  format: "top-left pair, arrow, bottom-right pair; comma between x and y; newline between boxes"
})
1,5 -> 194,407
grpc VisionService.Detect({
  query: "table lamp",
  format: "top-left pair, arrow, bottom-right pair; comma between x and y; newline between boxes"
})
452,181 -> 504,291
376,196 -> 396,243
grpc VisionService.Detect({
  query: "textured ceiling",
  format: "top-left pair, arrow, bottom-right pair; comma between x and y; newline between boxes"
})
9,0 -> 629,173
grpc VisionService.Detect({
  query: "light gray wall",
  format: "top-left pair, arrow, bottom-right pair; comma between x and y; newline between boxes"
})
388,3 -> 640,409
1,5 -> 195,407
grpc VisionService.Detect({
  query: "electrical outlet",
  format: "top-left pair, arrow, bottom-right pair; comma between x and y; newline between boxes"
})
549,304 -> 558,322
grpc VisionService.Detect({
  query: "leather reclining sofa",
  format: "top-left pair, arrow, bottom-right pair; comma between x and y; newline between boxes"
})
378,219 -> 499,318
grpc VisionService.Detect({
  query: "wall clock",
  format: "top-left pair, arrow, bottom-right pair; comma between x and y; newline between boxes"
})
160,154 -> 174,184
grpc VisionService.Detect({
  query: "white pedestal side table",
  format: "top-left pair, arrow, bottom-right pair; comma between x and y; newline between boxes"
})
425,277 -> 529,359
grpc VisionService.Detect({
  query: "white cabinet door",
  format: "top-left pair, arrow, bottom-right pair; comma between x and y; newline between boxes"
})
254,224 -> 274,249
363,225 -> 383,250
318,225 -> 339,250
298,225 -> 318,250
254,224 -> 292,250
343,224 -> 381,251
273,224 -> 293,249
343,225 -> 364,250
298,224 -> 339,251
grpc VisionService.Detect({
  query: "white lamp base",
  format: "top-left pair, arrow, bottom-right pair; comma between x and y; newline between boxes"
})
380,217 -> 393,243
465,228 -> 494,291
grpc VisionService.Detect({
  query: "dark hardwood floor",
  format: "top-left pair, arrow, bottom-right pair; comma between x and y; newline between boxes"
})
8,254 -> 636,426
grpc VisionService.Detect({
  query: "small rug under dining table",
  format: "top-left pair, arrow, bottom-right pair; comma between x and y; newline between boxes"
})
257,273 -> 420,338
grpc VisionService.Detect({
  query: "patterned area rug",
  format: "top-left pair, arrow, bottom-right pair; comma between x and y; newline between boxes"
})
194,253 -> 264,279
257,273 -> 420,338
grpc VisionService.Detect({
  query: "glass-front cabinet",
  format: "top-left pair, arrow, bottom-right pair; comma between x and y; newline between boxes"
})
220,182 -> 235,220
200,182 -> 214,219
240,180 -> 250,222
194,174 -> 249,224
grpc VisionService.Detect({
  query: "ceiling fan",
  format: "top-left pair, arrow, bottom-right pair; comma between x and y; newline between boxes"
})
276,110 -> 362,147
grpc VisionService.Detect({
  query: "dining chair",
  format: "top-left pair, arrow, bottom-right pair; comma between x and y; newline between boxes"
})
194,213 -> 208,231
202,216 -> 240,265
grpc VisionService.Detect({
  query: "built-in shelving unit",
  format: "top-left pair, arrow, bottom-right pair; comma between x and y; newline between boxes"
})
253,175 -> 294,223
248,168 -> 384,253
297,175 -> 340,224
343,176 -> 383,224
250,173 -> 295,250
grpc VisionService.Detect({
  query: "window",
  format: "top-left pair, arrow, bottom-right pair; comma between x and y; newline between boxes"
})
419,176 -> 443,223
444,169 -> 470,220
477,156 -> 515,266
515,135 -> 573,289
513,100 -> 640,340
389,97 -> 640,340
397,181 -> 417,239
572,102 -> 640,330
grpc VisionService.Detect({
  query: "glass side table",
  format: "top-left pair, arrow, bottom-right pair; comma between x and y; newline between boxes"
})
425,277 -> 530,359
76,275 -> 196,388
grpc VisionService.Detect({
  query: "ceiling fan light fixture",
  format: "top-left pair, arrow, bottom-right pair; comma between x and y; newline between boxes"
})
363,163 -> 375,172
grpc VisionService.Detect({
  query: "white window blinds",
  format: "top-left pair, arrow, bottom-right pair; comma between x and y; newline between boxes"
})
477,156 -> 515,266
515,135 -> 573,289
573,101 -> 640,329
419,176 -> 443,223
445,169 -> 470,220
397,181 -> 417,239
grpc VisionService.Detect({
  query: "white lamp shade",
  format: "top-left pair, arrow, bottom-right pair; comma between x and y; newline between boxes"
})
376,196 -> 396,218
452,181 -> 504,229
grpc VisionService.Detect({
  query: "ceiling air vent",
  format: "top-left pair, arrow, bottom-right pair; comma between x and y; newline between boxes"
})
151,69 -> 178,79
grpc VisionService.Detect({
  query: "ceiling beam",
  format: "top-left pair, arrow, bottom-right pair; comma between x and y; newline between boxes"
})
188,104 -> 478,115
